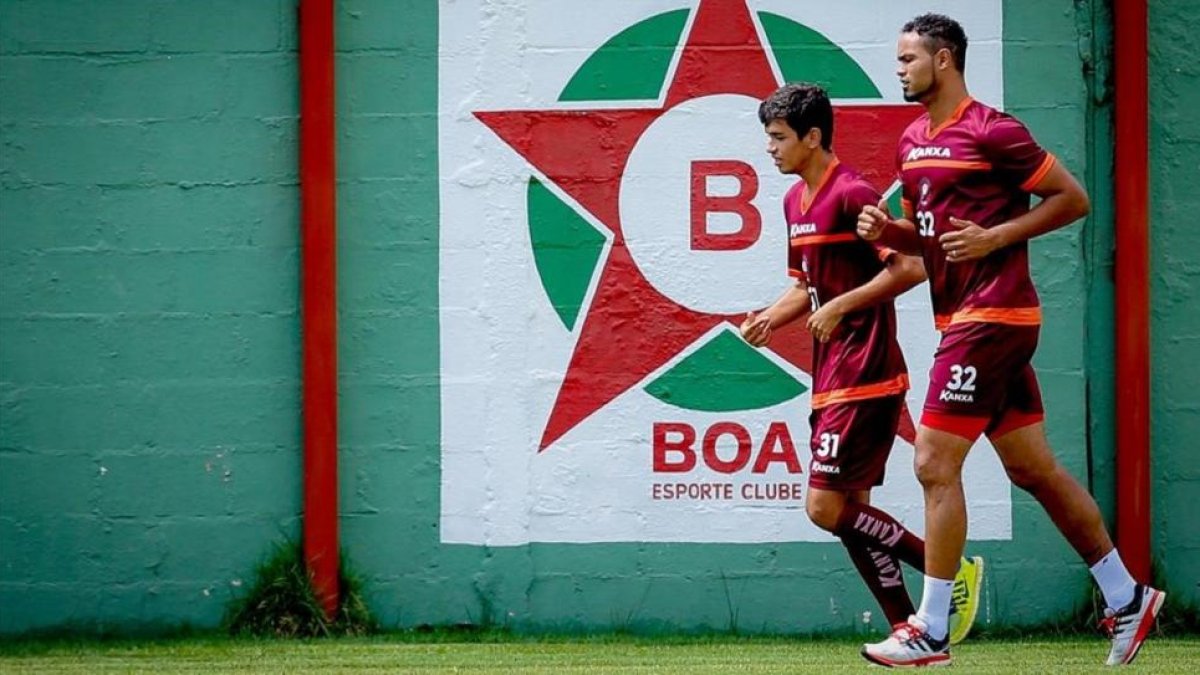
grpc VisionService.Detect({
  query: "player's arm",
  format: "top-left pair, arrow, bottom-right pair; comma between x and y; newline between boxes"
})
740,281 -> 812,347
806,252 -> 926,343
941,115 -> 1090,262
858,199 -> 923,255
940,162 -> 1089,262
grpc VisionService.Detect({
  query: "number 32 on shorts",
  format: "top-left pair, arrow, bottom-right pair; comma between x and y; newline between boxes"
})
947,364 -> 977,391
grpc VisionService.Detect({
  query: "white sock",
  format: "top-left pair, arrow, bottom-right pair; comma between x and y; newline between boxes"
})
1089,549 -> 1137,610
915,575 -> 954,640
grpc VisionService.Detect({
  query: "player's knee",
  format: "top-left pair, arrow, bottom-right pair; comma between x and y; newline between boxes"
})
805,492 -> 842,532
914,450 -> 959,489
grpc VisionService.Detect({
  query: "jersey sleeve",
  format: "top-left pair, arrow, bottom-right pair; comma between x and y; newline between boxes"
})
872,242 -> 899,263
840,179 -> 882,227
788,246 -> 806,280
842,179 -> 895,262
981,113 -> 1057,192
783,186 -> 806,280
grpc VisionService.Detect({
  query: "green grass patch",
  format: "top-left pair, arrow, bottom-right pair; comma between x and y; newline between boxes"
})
0,634 -> 1197,673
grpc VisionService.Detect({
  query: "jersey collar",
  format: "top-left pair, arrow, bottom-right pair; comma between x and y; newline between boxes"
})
800,157 -> 840,214
926,96 -> 974,139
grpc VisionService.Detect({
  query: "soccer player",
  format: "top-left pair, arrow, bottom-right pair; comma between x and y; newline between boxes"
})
742,83 -> 983,646
857,14 -> 1166,667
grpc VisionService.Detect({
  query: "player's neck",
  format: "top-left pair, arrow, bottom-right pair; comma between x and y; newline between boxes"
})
800,151 -> 835,190
925,82 -> 971,128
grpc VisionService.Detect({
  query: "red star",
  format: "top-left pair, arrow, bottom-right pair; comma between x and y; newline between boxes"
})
476,0 -> 921,450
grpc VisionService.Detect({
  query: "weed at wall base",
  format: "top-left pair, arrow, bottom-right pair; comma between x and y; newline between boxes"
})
222,541 -> 375,638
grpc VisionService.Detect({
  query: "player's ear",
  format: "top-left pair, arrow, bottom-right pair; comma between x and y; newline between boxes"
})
807,127 -> 822,148
935,47 -> 953,71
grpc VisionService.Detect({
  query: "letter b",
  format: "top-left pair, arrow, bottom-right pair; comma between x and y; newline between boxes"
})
690,160 -> 762,250
653,422 -> 697,472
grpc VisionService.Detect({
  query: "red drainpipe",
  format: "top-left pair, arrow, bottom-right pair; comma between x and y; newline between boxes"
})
1113,0 -> 1151,581
300,0 -> 339,617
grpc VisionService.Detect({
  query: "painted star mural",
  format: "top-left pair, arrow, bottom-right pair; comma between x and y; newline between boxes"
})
476,0 -> 922,450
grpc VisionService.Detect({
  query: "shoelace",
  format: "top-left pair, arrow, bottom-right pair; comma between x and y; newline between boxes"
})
894,623 -> 930,649
951,578 -> 968,610
1099,606 -> 1140,639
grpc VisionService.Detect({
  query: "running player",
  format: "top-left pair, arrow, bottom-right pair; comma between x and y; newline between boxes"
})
743,82 -> 983,645
857,14 -> 1165,667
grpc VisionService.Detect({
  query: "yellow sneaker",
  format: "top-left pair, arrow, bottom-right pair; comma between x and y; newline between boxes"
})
948,555 -> 984,645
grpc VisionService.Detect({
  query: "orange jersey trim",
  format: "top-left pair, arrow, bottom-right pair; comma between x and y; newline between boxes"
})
877,246 -> 898,262
788,267 -> 804,278
1020,153 -> 1057,192
902,159 -> 993,172
900,197 -> 915,219
933,306 -> 1043,332
927,97 -> 974,138
800,158 -> 840,213
790,232 -> 858,246
811,374 -> 910,409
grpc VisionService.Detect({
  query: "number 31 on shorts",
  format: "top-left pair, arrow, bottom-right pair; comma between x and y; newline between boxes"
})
816,432 -> 840,459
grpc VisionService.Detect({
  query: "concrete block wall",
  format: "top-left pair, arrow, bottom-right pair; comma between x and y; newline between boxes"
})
0,0 -> 301,632
333,0 -> 443,623
1150,0 -> 1200,611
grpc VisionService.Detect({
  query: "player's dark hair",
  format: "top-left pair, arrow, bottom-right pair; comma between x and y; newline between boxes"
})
902,13 -> 968,73
757,83 -> 833,151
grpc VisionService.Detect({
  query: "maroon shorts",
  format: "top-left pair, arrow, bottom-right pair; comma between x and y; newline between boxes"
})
921,322 -> 1045,441
808,394 -> 903,491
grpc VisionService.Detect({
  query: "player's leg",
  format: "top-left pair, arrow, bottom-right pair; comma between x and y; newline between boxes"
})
816,397 -> 926,569
808,486 -> 915,627
913,423 -> 974,628
912,421 -> 987,646
861,418 -> 973,667
864,326 -> 1000,666
989,388 -> 1165,666
991,421 -> 1113,564
807,397 -> 922,628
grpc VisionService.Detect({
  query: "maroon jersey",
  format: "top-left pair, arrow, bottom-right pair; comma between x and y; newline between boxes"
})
897,98 -> 1055,331
785,159 -> 908,408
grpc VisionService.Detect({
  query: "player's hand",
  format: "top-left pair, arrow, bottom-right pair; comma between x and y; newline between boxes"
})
740,311 -> 773,347
941,217 -> 1001,262
858,198 -> 892,241
806,302 -> 844,343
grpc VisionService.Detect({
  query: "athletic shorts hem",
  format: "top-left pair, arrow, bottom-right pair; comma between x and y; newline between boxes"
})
920,410 -> 989,441
986,410 -> 1045,440
807,476 -> 884,492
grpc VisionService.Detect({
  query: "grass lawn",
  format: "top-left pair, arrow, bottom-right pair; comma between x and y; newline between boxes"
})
1,634 -> 1197,673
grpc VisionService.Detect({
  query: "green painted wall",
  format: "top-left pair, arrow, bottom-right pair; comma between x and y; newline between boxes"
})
1150,0 -> 1200,611
0,0 -> 301,631
332,0 -> 444,628
0,0 -> 1193,635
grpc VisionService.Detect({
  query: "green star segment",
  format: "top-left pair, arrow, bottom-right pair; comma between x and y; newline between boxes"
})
645,330 -> 808,412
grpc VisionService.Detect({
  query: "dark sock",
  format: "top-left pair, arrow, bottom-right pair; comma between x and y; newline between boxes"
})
842,541 -> 915,626
834,501 -> 926,571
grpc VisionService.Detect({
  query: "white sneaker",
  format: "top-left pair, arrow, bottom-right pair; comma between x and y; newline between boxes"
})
1101,584 -> 1165,666
861,616 -> 951,668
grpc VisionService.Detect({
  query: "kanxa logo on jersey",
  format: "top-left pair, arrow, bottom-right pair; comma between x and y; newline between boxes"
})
906,146 -> 954,161
439,0 -> 1010,545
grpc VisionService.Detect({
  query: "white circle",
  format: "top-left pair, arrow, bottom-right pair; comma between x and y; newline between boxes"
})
620,94 -> 793,315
